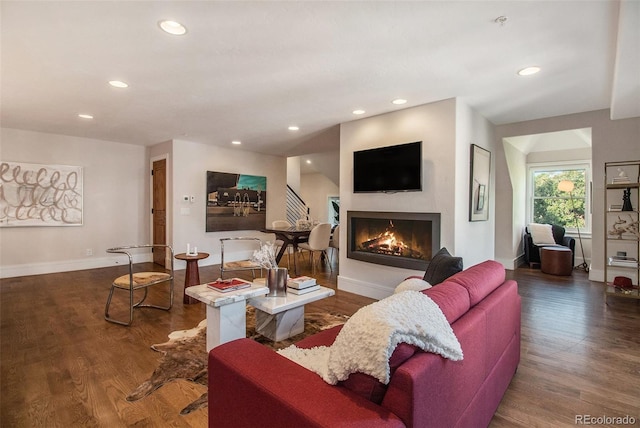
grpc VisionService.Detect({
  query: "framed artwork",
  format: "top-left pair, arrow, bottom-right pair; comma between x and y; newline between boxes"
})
206,171 -> 267,232
0,161 -> 83,227
469,144 -> 491,222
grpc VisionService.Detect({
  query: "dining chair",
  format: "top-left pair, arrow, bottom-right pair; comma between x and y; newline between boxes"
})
272,220 -> 292,268
329,224 -> 340,263
298,223 -> 332,272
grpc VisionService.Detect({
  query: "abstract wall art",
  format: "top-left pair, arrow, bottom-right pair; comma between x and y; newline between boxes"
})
0,161 -> 83,227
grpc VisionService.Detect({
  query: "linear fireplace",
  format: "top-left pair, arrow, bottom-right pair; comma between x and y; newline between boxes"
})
347,211 -> 441,270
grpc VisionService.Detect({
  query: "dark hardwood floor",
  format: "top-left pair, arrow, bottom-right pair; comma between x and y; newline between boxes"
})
1,256 -> 638,427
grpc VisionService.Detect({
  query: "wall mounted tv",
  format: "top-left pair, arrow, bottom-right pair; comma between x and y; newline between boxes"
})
353,141 -> 422,193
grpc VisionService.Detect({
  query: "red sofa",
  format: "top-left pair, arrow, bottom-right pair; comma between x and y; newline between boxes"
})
208,260 -> 521,427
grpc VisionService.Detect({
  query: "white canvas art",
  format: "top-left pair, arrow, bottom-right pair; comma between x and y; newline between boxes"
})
0,161 -> 83,227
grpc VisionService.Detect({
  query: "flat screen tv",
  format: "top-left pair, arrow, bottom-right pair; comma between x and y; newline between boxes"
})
353,141 -> 422,193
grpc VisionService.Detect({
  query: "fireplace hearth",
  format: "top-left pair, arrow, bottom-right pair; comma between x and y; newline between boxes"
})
347,211 -> 441,270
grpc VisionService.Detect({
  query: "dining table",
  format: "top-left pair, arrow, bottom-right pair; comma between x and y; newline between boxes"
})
261,225 -> 312,276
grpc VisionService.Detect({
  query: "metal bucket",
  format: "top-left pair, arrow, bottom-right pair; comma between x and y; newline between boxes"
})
266,267 -> 288,297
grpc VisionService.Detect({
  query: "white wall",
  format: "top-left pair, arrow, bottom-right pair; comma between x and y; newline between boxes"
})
501,141 -> 527,268
0,128 -> 149,277
338,99 -> 459,299
454,100 -> 496,268
286,156 -> 301,194
300,172 -> 339,225
169,139 -> 287,270
494,110 -> 640,281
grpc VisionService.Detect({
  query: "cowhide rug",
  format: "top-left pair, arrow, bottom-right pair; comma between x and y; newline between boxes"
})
126,307 -> 349,415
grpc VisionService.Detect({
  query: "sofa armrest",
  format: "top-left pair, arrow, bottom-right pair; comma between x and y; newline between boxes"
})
208,338 -> 405,428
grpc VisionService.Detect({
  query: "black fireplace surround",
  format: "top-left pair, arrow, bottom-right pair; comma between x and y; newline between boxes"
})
347,211 -> 441,270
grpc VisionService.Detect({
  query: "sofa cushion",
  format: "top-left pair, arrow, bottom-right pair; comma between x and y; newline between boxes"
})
423,282 -> 470,324
295,326 -> 418,404
394,277 -> 432,294
338,343 -> 418,404
446,260 -> 506,306
423,247 -> 463,285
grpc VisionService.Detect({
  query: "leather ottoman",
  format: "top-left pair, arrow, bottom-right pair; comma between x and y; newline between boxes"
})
540,246 -> 573,276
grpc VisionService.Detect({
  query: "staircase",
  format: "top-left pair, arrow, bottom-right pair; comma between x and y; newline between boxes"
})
286,185 -> 309,225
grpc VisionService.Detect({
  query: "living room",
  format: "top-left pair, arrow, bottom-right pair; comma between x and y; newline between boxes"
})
1,1 -> 639,426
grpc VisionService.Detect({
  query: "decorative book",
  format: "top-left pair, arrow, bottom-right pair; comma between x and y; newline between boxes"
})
287,285 -> 321,295
286,276 -> 317,289
207,278 -> 252,292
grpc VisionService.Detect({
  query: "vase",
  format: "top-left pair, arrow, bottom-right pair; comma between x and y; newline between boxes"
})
622,188 -> 633,211
266,267 -> 288,297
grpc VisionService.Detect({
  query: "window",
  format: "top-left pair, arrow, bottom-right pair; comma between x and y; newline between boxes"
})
528,162 -> 591,233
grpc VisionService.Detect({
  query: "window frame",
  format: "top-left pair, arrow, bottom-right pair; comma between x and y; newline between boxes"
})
526,160 -> 592,236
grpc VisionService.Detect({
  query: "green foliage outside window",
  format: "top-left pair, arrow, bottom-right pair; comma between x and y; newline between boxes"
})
532,169 -> 586,229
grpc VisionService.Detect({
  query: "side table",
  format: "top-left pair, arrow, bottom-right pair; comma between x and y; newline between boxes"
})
540,246 -> 573,276
175,252 -> 210,304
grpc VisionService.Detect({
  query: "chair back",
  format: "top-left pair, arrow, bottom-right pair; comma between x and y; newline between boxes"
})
307,223 -> 332,251
330,225 -> 340,249
272,220 -> 292,229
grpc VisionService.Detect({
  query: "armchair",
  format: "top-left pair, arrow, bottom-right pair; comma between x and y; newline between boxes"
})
524,224 -> 575,268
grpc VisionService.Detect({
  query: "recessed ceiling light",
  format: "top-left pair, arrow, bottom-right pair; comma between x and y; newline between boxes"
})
288,125 -> 299,131
78,114 -> 94,119
231,140 -> 242,145
517,66 -> 541,76
392,98 -> 407,105
109,80 -> 129,88
352,109 -> 365,115
158,20 -> 187,35
306,160 -> 312,164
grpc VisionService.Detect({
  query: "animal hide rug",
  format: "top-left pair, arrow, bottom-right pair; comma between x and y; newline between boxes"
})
126,307 -> 349,415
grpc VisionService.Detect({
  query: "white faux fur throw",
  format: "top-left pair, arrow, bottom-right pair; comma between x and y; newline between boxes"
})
277,290 -> 463,385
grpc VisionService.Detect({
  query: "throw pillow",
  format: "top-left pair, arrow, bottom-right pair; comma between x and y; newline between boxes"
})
423,247 -> 463,285
394,278 -> 432,294
528,223 -> 556,245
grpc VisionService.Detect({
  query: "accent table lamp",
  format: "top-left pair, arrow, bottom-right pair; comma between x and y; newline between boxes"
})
558,180 -> 589,272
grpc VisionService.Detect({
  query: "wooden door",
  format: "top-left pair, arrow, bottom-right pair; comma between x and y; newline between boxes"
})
152,159 -> 167,266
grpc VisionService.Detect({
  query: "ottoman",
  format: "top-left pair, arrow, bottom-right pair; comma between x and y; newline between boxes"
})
540,246 -> 573,276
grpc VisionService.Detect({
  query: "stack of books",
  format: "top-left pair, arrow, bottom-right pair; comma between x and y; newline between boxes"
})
612,176 -> 631,184
286,276 -> 320,295
608,256 -> 638,268
207,278 -> 252,292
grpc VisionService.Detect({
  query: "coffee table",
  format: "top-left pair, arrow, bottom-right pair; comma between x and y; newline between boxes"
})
185,282 -> 268,351
247,286 -> 335,341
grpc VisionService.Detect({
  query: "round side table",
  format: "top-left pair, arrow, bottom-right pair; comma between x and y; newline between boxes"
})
540,247 -> 573,276
175,252 -> 210,304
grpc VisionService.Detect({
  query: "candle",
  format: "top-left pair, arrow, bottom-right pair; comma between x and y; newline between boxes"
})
186,243 -> 190,255
193,246 -> 198,255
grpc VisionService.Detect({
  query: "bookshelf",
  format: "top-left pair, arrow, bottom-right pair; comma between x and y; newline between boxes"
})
604,160 -> 640,300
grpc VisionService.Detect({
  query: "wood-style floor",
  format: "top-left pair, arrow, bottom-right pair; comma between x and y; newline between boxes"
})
1,256 -> 639,427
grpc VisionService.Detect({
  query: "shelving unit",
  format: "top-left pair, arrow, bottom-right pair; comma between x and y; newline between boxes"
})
604,160 -> 640,300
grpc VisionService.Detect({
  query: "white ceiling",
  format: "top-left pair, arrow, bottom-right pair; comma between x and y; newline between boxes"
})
1,1 -> 638,158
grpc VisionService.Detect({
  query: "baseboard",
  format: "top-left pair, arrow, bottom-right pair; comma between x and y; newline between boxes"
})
495,254 -> 526,271
337,274 -> 393,300
0,254 -> 153,279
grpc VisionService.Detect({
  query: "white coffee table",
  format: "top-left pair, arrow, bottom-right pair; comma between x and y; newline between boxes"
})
185,282 -> 268,351
247,286 -> 335,341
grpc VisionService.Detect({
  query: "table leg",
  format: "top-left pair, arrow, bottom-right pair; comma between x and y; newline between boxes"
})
254,306 -> 305,342
205,302 -> 247,352
183,260 -> 200,304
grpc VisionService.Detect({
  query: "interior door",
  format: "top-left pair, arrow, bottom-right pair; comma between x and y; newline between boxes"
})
152,159 -> 167,266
